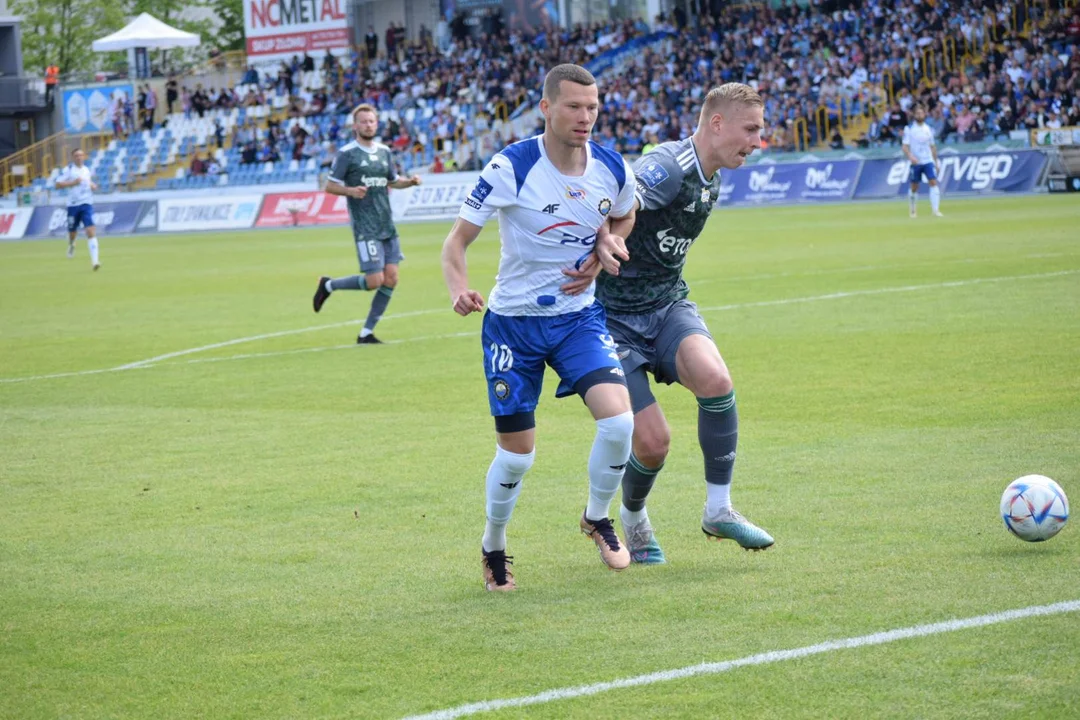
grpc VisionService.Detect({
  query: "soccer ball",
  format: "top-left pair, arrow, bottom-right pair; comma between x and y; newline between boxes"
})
1000,475 -> 1069,542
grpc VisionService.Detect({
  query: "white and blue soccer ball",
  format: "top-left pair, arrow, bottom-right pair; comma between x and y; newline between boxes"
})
1000,475 -> 1069,542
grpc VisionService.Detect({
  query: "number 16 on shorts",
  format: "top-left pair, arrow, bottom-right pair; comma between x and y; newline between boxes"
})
357,239 -> 380,263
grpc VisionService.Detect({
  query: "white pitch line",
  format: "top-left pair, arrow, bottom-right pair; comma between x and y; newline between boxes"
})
173,331 -> 479,366
695,269 -> 1078,314
113,306 -> 448,369
1,270 -> 1075,385
690,252 -> 1073,286
0,365 -> 153,385
401,600 -> 1080,720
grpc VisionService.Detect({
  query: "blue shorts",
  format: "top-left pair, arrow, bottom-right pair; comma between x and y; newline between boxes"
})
67,204 -> 95,232
908,162 -> 937,184
482,303 -> 623,418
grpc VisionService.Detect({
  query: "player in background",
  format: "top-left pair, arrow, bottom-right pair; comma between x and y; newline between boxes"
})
312,104 -> 421,344
54,149 -> 100,270
592,83 -> 775,564
441,64 -> 637,591
902,104 -> 943,218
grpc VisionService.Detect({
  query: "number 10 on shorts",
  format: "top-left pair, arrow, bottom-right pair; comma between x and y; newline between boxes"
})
490,343 -> 514,373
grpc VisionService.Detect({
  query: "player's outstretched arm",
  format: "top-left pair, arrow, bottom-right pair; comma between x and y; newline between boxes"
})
442,217 -> 486,316
388,175 -> 421,189
560,206 -> 635,294
596,205 -> 635,275
325,181 -> 366,199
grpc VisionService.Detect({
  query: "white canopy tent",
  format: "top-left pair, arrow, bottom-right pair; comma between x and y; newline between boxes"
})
91,13 -> 200,52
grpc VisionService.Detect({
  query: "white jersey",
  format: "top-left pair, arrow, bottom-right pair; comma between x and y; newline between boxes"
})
902,122 -> 936,165
458,136 -> 635,316
59,164 -> 95,207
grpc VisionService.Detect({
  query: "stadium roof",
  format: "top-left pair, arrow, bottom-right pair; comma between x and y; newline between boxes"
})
92,12 -> 200,52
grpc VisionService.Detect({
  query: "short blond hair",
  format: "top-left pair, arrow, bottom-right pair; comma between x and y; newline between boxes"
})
351,103 -> 377,121
699,83 -> 764,124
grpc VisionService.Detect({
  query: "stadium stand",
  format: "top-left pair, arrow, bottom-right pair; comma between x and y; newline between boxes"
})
15,0 -> 1079,198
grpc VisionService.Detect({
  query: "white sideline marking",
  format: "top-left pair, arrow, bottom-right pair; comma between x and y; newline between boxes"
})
1,270 -> 1075,385
0,331 -> 481,382
177,331 -> 478,366
695,270 -> 1078,314
401,600 -> 1080,720
691,253 -> 1072,286
114,307 -> 447,369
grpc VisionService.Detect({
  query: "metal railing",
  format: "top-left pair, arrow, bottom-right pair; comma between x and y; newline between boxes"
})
1,132 -> 112,197
0,77 -> 49,110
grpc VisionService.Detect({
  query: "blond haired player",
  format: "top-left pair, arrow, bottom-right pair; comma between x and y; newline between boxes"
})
594,83 -> 775,563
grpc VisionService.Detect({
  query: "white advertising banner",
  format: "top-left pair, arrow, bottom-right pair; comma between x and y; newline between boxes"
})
390,171 -> 481,224
157,195 -> 263,232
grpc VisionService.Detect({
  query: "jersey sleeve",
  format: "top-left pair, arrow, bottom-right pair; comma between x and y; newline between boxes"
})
611,158 -> 636,217
632,152 -> 683,211
901,126 -> 912,147
328,151 -> 349,185
458,154 -> 516,227
384,148 -> 398,182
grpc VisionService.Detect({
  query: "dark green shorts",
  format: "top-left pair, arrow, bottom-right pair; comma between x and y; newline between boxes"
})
354,233 -> 403,274
604,300 -> 712,386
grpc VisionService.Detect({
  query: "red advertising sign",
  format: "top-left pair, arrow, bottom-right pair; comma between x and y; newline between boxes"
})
255,191 -> 350,227
244,0 -> 349,61
0,208 -> 35,240
245,28 -> 349,55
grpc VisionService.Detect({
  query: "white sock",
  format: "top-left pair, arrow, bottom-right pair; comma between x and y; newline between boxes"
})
929,185 -> 940,213
481,445 -> 533,552
88,237 -> 99,265
359,327 -> 373,338
620,505 -> 648,528
585,412 -> 634,521
324,279 -> 333,293
705,483 -> 731,517
908,189 -> 917,213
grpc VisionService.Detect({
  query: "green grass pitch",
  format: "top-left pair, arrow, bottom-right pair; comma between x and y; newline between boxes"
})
1,195 -> 1078,719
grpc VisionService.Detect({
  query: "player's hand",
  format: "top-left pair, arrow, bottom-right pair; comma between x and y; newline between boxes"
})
90,182 -> 99,191
452,290 -> 485,316
410,175 -> 422,187
560,253 -> 601,295
352,186 -> 368,199
595,229 -> 629,276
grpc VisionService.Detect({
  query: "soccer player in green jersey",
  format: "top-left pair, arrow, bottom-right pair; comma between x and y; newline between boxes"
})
593,83 -> 775,562
312,103 -> 421,344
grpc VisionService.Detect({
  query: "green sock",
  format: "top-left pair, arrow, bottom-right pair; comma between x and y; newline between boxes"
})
329,275 -> 367,291
364,286 -> 394,332
621,453 -> 663,512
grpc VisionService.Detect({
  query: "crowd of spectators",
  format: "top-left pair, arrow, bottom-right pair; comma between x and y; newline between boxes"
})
126,0 -> 1079,178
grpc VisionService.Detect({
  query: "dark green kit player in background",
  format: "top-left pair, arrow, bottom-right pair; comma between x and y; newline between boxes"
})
594,83 -> 775,562
313,103 -> 421,343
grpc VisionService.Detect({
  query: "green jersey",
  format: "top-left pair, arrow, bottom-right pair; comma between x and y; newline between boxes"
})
595,138 -> 723,314
328,140 -> 398,241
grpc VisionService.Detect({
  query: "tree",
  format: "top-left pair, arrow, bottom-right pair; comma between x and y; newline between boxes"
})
208,0 -> 245,53
13,0 -> 126,75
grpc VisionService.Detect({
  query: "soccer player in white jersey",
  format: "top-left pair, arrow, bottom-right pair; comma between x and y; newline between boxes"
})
902,105 -> 943,218
54,149 -> 100,270
441,64 -> 638,591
